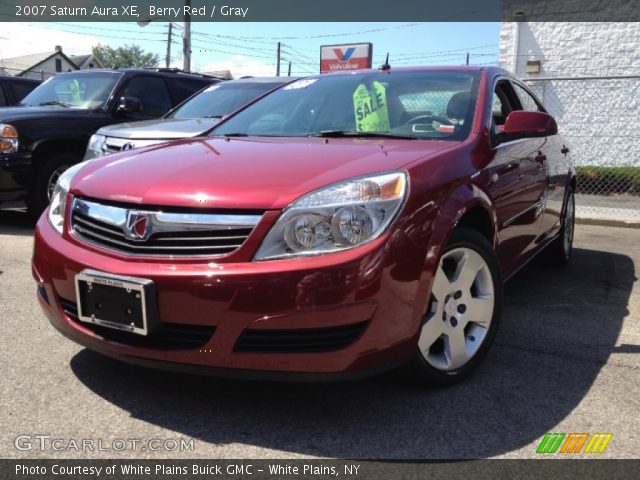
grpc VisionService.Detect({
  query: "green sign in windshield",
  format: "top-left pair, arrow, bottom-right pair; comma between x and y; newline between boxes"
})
353,81 -> 390,132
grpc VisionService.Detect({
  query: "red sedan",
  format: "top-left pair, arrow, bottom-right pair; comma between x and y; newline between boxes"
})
32,67 -> 575,385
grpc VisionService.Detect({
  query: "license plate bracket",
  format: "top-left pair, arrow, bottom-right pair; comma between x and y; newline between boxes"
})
74,270 -> 157,336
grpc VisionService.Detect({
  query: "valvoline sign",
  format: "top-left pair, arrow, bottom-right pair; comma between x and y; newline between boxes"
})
320,43 -> 372,73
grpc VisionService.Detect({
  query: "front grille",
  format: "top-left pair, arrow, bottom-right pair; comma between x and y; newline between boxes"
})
235,322 -> 369,353
70,197 -> 261,257
102,143 -> 122,154
101,138 -> 164,155
59,297 -> 214,349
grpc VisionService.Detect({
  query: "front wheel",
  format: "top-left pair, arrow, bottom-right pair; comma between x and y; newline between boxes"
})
402,227 -> 503,387
28,153 -> 80,219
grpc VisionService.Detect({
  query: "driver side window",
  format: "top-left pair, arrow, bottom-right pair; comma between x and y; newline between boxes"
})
492,81 -> 518,134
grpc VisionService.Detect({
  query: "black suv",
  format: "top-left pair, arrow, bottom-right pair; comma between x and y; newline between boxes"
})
0,68 -> 220,216
0,76 -> 41,107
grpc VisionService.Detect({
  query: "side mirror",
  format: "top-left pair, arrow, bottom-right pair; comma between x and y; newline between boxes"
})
500,110 -> 558,141
116,96 -> 143,116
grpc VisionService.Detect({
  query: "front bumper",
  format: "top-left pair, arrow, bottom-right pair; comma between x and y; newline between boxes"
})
1,150 -> 32,173
32,212 -> 432,379
0,151 -> 32,203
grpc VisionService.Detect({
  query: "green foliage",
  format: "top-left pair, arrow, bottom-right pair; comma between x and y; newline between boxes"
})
92,44 -> 160,69
576,166 -> 640,195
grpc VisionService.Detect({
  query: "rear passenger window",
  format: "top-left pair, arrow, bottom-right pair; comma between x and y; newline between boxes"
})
121,76 -> 172,116
172,78 -> 211,105
0,86 -> 7,106
513,83 -> 542,112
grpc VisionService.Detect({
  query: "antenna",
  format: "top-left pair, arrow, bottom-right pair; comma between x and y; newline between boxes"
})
380,53 -> 391,72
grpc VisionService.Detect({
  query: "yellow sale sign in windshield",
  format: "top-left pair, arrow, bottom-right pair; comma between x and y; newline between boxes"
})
353,81 -> 390,132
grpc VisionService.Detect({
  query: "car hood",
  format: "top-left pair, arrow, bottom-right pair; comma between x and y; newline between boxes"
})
0,106 -> 92,122
98,118 -> 220,140
72,137 -> 457,210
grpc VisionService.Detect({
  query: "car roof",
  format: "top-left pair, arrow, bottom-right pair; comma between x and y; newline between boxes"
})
316,65 -> 504,77
231,76 -> 301,83
0,75 -> 40,83
51,68 -> 222,81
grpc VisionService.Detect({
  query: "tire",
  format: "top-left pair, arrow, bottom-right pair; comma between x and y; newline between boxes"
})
401,227 -> 503,387
544,189 -> 575,266
28,153 -> 80,219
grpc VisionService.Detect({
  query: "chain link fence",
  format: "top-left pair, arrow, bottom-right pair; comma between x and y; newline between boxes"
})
523,76 -> 640,223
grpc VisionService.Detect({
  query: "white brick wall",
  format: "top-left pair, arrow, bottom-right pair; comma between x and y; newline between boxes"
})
498,22 -> 640,167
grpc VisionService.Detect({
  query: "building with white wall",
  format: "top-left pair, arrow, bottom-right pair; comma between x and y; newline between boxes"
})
498,22 -> 640,168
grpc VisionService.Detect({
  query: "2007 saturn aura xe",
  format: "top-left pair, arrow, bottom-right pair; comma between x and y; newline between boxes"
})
32,66 -> 575,385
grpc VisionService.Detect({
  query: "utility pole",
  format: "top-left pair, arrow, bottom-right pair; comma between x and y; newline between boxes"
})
276,42 -> 281,76
166,23 -> 173,68
466,52 -> 470,65
287,61 -> 292,76
183,0 -> 191,72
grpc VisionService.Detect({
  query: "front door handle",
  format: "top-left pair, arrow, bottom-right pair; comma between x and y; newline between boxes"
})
498,163 -> 519,175
534,152 -> 547,172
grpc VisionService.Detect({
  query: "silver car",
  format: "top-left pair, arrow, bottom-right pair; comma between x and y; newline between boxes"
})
84,76 -> 298,159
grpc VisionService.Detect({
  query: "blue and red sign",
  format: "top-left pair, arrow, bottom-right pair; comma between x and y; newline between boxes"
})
320,43 -> 373,73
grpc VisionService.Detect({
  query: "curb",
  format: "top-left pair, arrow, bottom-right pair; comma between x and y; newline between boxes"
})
576,217 -> 640,229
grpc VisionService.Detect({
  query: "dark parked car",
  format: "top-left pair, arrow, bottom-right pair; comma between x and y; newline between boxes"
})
33,66 -> 575,385
0,76 -> 41,107
0,68 -> 220,215
85,77 -> 298,159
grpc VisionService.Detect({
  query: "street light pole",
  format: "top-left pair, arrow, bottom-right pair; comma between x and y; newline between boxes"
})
183,0 -> 191,72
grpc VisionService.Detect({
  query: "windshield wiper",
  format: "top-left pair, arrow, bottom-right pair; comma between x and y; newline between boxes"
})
202,115 -> 223,119
38,101 -> 71,107
211,132 -> 248,137
310,130 -> 416,140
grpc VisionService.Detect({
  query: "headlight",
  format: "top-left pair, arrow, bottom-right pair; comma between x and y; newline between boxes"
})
48,161 -> 91,234
254,171 -> 407,260
85,134 -> 106,159
0,124 -> 19,153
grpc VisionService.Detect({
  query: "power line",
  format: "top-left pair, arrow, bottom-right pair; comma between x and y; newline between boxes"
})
191,22 -> 423,41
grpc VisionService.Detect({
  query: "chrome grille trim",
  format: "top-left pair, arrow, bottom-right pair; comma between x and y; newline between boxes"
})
71,197 -> 261,257
101,137 -> 166,155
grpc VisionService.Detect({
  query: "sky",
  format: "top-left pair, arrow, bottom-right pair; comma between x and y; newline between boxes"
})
0,22 -> 500,77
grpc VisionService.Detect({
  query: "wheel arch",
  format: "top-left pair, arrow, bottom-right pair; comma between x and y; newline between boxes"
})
432,182 -> 498,253
31,138 -> 86,172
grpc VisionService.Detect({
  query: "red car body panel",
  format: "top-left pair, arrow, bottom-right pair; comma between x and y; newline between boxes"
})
71,137 -> 459,211
32,66 -> 574,379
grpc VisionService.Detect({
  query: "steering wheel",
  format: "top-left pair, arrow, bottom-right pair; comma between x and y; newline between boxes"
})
405,115 -> 453,126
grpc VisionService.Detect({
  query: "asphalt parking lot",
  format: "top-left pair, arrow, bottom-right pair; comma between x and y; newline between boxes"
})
1,210 -> 638,459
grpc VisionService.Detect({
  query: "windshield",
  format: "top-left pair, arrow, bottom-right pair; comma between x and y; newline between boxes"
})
169,81 -> 283,119
211,71 -> 480,140
21,71 -> 123,108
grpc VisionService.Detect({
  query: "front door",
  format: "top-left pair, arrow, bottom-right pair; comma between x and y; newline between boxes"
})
486,80 -> 548,276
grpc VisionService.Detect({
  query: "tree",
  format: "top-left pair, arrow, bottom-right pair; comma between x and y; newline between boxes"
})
92,44 -> 160,69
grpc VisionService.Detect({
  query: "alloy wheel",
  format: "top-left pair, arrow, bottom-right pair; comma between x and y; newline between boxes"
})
47,165 -> 71,200
418,247 -> 495,371
563,193 -> 575,258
